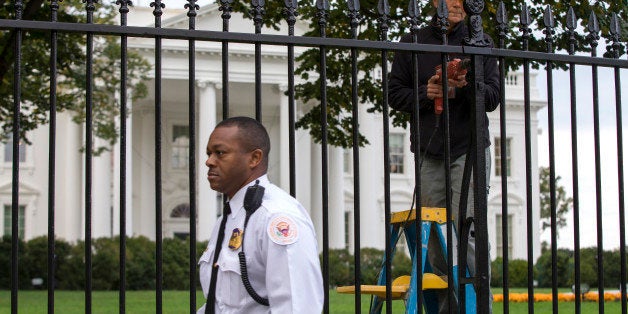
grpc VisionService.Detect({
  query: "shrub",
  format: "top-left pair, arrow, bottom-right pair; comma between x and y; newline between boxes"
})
507,259 -> 530,287
324,247 -> 413,287
535,248 -> 573,288
163,237 -> 189,290
126,236 -> 156,290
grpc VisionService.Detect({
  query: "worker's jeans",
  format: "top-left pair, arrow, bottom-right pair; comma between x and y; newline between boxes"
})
419,148 -> 492,314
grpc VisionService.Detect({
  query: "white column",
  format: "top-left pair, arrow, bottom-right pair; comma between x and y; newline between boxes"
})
197,80 -> 218,241
55,112 -> 84,241
92,137 -> 112,238
328,145 -> 346,249
310,143 -> 323,249
135,108 -> 156,240
359,111 -> 386,249
278,84 -> 290,192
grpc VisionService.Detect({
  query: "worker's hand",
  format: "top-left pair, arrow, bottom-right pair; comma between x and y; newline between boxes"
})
426,74 -> 443,100
448,70 -> 468,89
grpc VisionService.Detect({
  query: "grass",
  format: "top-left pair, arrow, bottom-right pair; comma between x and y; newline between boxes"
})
0,289 -> 625,313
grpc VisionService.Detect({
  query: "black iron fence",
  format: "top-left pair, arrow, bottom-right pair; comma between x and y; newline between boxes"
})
1,0 -> 627,313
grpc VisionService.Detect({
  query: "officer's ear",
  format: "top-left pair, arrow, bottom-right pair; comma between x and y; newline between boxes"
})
248,148 -> 263,169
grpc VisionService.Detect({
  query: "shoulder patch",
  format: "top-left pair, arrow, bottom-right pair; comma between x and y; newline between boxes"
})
267,215 -> 299,245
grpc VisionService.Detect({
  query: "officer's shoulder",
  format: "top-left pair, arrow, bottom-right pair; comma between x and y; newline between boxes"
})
260,184 -> 302,215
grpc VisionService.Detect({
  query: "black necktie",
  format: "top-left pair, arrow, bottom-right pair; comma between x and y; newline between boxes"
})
206,202 -> 231,314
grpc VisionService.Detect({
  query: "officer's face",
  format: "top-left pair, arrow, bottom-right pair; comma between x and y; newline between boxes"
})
205,126 -> 256,198
432,0 -> 466,26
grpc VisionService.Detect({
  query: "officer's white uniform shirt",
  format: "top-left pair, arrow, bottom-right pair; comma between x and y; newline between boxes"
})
198,175 -> 324,314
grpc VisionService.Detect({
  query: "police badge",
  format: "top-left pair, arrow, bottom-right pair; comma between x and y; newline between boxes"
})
228,228 -> 243,250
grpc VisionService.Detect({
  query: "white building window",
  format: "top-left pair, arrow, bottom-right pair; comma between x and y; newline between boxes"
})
494,137 -> 511,177
171,125 -> 189,170
389,133 -> 405,174
4,139 -> 26,164
495,214 -> 513,259
4,204 -> 25,240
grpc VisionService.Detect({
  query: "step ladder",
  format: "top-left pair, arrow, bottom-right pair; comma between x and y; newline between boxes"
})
336,207 -> 476,314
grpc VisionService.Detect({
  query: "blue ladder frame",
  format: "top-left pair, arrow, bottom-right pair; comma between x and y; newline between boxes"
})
369,208 -> 476,314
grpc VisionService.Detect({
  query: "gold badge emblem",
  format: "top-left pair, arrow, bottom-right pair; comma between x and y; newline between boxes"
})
228,228 -> 243,250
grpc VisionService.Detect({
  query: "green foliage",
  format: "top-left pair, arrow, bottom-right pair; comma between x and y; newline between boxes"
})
0,0 -> 150,153
163,237 -> 189,290
535,248 -> 573,287
490,257 -> 535,287
126,236 -> 156,290
539,166 -> 573,233
230,0 -> 627,148
507,259 -> 531,287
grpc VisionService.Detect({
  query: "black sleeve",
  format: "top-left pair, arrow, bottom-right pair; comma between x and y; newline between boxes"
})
388,35 -> 431,114
458,36 -> 500,112
482,36 -> 500,112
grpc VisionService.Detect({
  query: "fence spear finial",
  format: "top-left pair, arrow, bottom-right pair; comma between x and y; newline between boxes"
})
437,0 -> 449,34
587,11 -> 600,49
566,6 -> 577,55
610,13 -> 621,59
543,5 -> 555,52
316,0 -> 330,34
496,1 -> 508,48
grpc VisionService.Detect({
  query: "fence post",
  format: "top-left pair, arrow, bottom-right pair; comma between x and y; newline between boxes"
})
463,0 -> 490,312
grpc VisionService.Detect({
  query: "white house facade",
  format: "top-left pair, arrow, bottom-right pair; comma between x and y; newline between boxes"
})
0,4 -> 544,262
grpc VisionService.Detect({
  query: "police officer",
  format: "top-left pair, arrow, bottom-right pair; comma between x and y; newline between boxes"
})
198,116 -> 324,313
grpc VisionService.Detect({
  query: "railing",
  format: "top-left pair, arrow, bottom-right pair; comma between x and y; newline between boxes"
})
1,0 -> 627,313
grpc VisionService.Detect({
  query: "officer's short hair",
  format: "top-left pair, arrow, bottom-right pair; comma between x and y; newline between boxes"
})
216,116 -> 270,166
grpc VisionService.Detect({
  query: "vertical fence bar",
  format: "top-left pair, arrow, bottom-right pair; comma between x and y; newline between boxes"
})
518,4 -> 535,313
407,0 -> 423,310
284,0 -> 297,196
434,1 -> 456,310
151,1 -> 165,312
315,0 -> 330,311
347,0 -> 361,310
377,2 -> 392,312
566,7 -> 582,313
610,13 -> 627,314
219,0 -> 232,119
252,0 -> 264,122
48,0 -> 59,312
463,0 -> 490,310
116,1 -> 130,312
495,3 -> 509,312
10,0 -> 23,312
542,5 -> 558,314
185,0 -> 199,312
83,0 -> 97,311
586,12 -> 605,314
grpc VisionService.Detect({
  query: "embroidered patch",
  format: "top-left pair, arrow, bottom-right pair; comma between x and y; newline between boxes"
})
267,215 -> 298,245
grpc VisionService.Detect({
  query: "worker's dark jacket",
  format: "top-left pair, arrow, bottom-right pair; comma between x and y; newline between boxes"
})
388,16 -> 500,160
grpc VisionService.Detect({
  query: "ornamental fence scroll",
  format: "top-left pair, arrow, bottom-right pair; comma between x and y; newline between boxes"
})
0,0 -> 627,313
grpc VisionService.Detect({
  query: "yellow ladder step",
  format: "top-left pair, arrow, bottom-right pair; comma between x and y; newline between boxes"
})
336,275 -> 411,299
422,273 -> 448,290
336,274 -> 448,299
391,207 -> 449,224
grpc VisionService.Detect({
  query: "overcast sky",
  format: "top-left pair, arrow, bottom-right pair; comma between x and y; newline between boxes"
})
536,55 -> 628,250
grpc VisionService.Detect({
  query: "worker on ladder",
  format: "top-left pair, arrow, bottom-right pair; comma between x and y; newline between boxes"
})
388,0 -> 501,310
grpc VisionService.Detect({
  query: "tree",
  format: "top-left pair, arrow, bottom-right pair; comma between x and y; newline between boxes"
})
0,0 -> 150,152
228,0 -> 626,147
539,166 -> 573,233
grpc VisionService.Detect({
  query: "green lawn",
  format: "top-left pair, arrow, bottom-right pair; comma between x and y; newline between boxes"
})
0,289 -> 625,313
